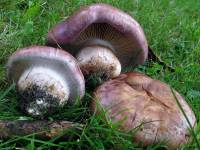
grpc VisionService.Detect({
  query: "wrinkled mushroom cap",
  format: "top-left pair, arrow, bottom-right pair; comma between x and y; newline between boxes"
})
46,3 -> 148,67
7,46 -> 85,103
92,72 -> 196,148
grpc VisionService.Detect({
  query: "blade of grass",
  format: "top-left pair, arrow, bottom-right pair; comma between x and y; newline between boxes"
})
171,87 -> 200,149
0,83 -> 15,101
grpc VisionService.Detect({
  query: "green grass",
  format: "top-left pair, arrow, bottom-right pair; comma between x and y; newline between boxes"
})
0,0 -> 200,149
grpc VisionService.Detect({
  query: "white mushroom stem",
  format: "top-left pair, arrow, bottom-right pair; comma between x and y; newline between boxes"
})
76,45 -> 121,79
17,67 -> 70,116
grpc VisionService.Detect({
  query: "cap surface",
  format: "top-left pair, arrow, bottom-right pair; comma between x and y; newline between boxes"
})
92,72 -> 196,148
7,45 -> 85,102
46,3 -> 148,67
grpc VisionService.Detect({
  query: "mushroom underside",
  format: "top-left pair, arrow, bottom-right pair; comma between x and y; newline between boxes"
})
7,46 -> 85,118
58,23 -> 144,67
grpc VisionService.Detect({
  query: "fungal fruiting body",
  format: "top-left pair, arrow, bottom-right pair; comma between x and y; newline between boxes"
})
7,46 -> 85,118
46,4 -> 148,79
92,72 -> 196,148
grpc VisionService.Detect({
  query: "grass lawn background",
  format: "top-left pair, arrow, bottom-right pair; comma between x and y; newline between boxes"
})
0,0 -> 200,149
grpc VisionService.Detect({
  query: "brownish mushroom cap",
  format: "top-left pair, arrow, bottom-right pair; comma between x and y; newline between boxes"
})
46,3 -> 148,79
7,46 -> 85,117
91,72 -> 196,148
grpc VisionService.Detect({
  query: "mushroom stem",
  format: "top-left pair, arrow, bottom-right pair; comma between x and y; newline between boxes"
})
76,39 -> 121,79
18,67 -> 70,117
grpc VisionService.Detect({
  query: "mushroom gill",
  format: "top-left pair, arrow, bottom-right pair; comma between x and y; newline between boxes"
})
71,23 -> 139,66
46,4 -> 148,80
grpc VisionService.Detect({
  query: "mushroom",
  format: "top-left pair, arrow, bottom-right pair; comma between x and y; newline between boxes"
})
7,46 -> 85,118
91,72 -> 196,148
46,4 -> 148,80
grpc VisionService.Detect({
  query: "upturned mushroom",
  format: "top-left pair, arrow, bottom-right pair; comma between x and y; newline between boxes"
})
46,4 -> 148,80
7,46 -> 85,118
91,72 -> 196,148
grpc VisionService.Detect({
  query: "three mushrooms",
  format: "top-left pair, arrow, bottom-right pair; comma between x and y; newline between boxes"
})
4,3 -> 196,149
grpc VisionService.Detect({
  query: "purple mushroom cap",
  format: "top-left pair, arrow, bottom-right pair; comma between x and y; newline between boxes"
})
92,72 -> 196,148
7,46 -> 85,117
46,3 -> 148,67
